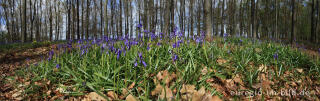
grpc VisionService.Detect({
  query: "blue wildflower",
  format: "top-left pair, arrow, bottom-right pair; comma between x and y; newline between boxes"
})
196,38 -> 201,44
81,49 -> 85,56
142,60 -> 147,67
273,52 -> 278,60
172,54 -> 178,61
138,52 -> 143,60
137,23 -> 142,29
117,49 -> 121,60
48,50 -> 54,61
134,61 -> 138,67
172,43 -> 177,48
56,64 -> 60,69
147,45 -> 150,50
101,43 -> 107,51
223,33 -> 228,37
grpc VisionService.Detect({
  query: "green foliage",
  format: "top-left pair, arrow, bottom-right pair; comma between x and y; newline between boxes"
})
19,37 -> 320,99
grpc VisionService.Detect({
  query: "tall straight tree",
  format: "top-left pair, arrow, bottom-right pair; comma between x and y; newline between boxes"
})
221,0 -> 225,37
86,0 -> 90,39
204,0 -> 212,39
311,0 -> 315,43
23,0 -> 27,42
100,0 -> 103,39
49,1 -> 53,41
164,0 -> 170,35
77,0 -> 80,40
251,0 -> 255,38
104,0 -> 108,38
189,0 -> 194,38
291,0 -> 295,44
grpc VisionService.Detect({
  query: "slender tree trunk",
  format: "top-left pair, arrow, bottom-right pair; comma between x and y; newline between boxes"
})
190,0 -> 194,38
29,0 -> 33,41
49,3 -> 53,41
86,0 -> 90,39
105,0 -> 109,38
251,0 -> 255,38
164,0 -> 170,35
204,0 -> 212,39
23,0 -> 27,42
221,0 -> 225,37
77,0 -> 80,40
291,0 -> 295,44
311,0 -> 315,43
119,0 -> 122,38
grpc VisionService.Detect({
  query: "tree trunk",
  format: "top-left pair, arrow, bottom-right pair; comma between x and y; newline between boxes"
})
221,0 -> 225,37
291,0 -> 295,44
23,0 -> 27,42
311,0 -> 315,43
77,0 -> 80,40
86,0 -> 90,39
204,0 -> 212,39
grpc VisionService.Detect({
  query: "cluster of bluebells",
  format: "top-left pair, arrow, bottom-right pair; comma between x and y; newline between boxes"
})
273,52 -> 278,60
45,24 -> 207,68
134,52 -> 147,67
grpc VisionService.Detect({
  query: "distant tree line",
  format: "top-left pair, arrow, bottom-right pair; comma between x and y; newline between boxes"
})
0,0 -> 319,45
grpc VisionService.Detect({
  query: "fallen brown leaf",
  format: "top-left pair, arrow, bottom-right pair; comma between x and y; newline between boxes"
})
258,64 -> 267,73
125,94 -> 137,101
201,67 -> 208,75
151,84 -> 163,96
216,58 -> 227,65
128,82 -> 135,90
211,96 -> 222,101
107,91 -> 119,100
83,92 -> 107,101
159,86 -> 173,101
122,88 -> 128,96
296,68 -> 303,73
191,87 -> 206,101
180,84 -> 196,94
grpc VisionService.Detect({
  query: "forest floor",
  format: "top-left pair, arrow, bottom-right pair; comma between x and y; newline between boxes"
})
0,38 -> 319,101
0,43 -> 58,100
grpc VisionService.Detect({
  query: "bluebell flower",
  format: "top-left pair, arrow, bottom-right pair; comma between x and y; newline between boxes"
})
157,42 -> 161,46
223,33 -> 228,37
101,43 -> 107,51
56,64 -> 60,69
144,30 -> 148,33
196,38 -> 201,44
134,61 -> 138,67
48,50 -> 54,61
81,49 -> 85,56
172,54 -> 178,61
273,52 -> 278,60
137,23 -> 142,29
117,50 -> 121,60
172,43 -> 177,48
178,32 -> 183,38
142,60 -> 147,67
78,40 -> 82,44
159,32 -> 164,39
147,45 -> 150,50
138,52 -> 143,60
